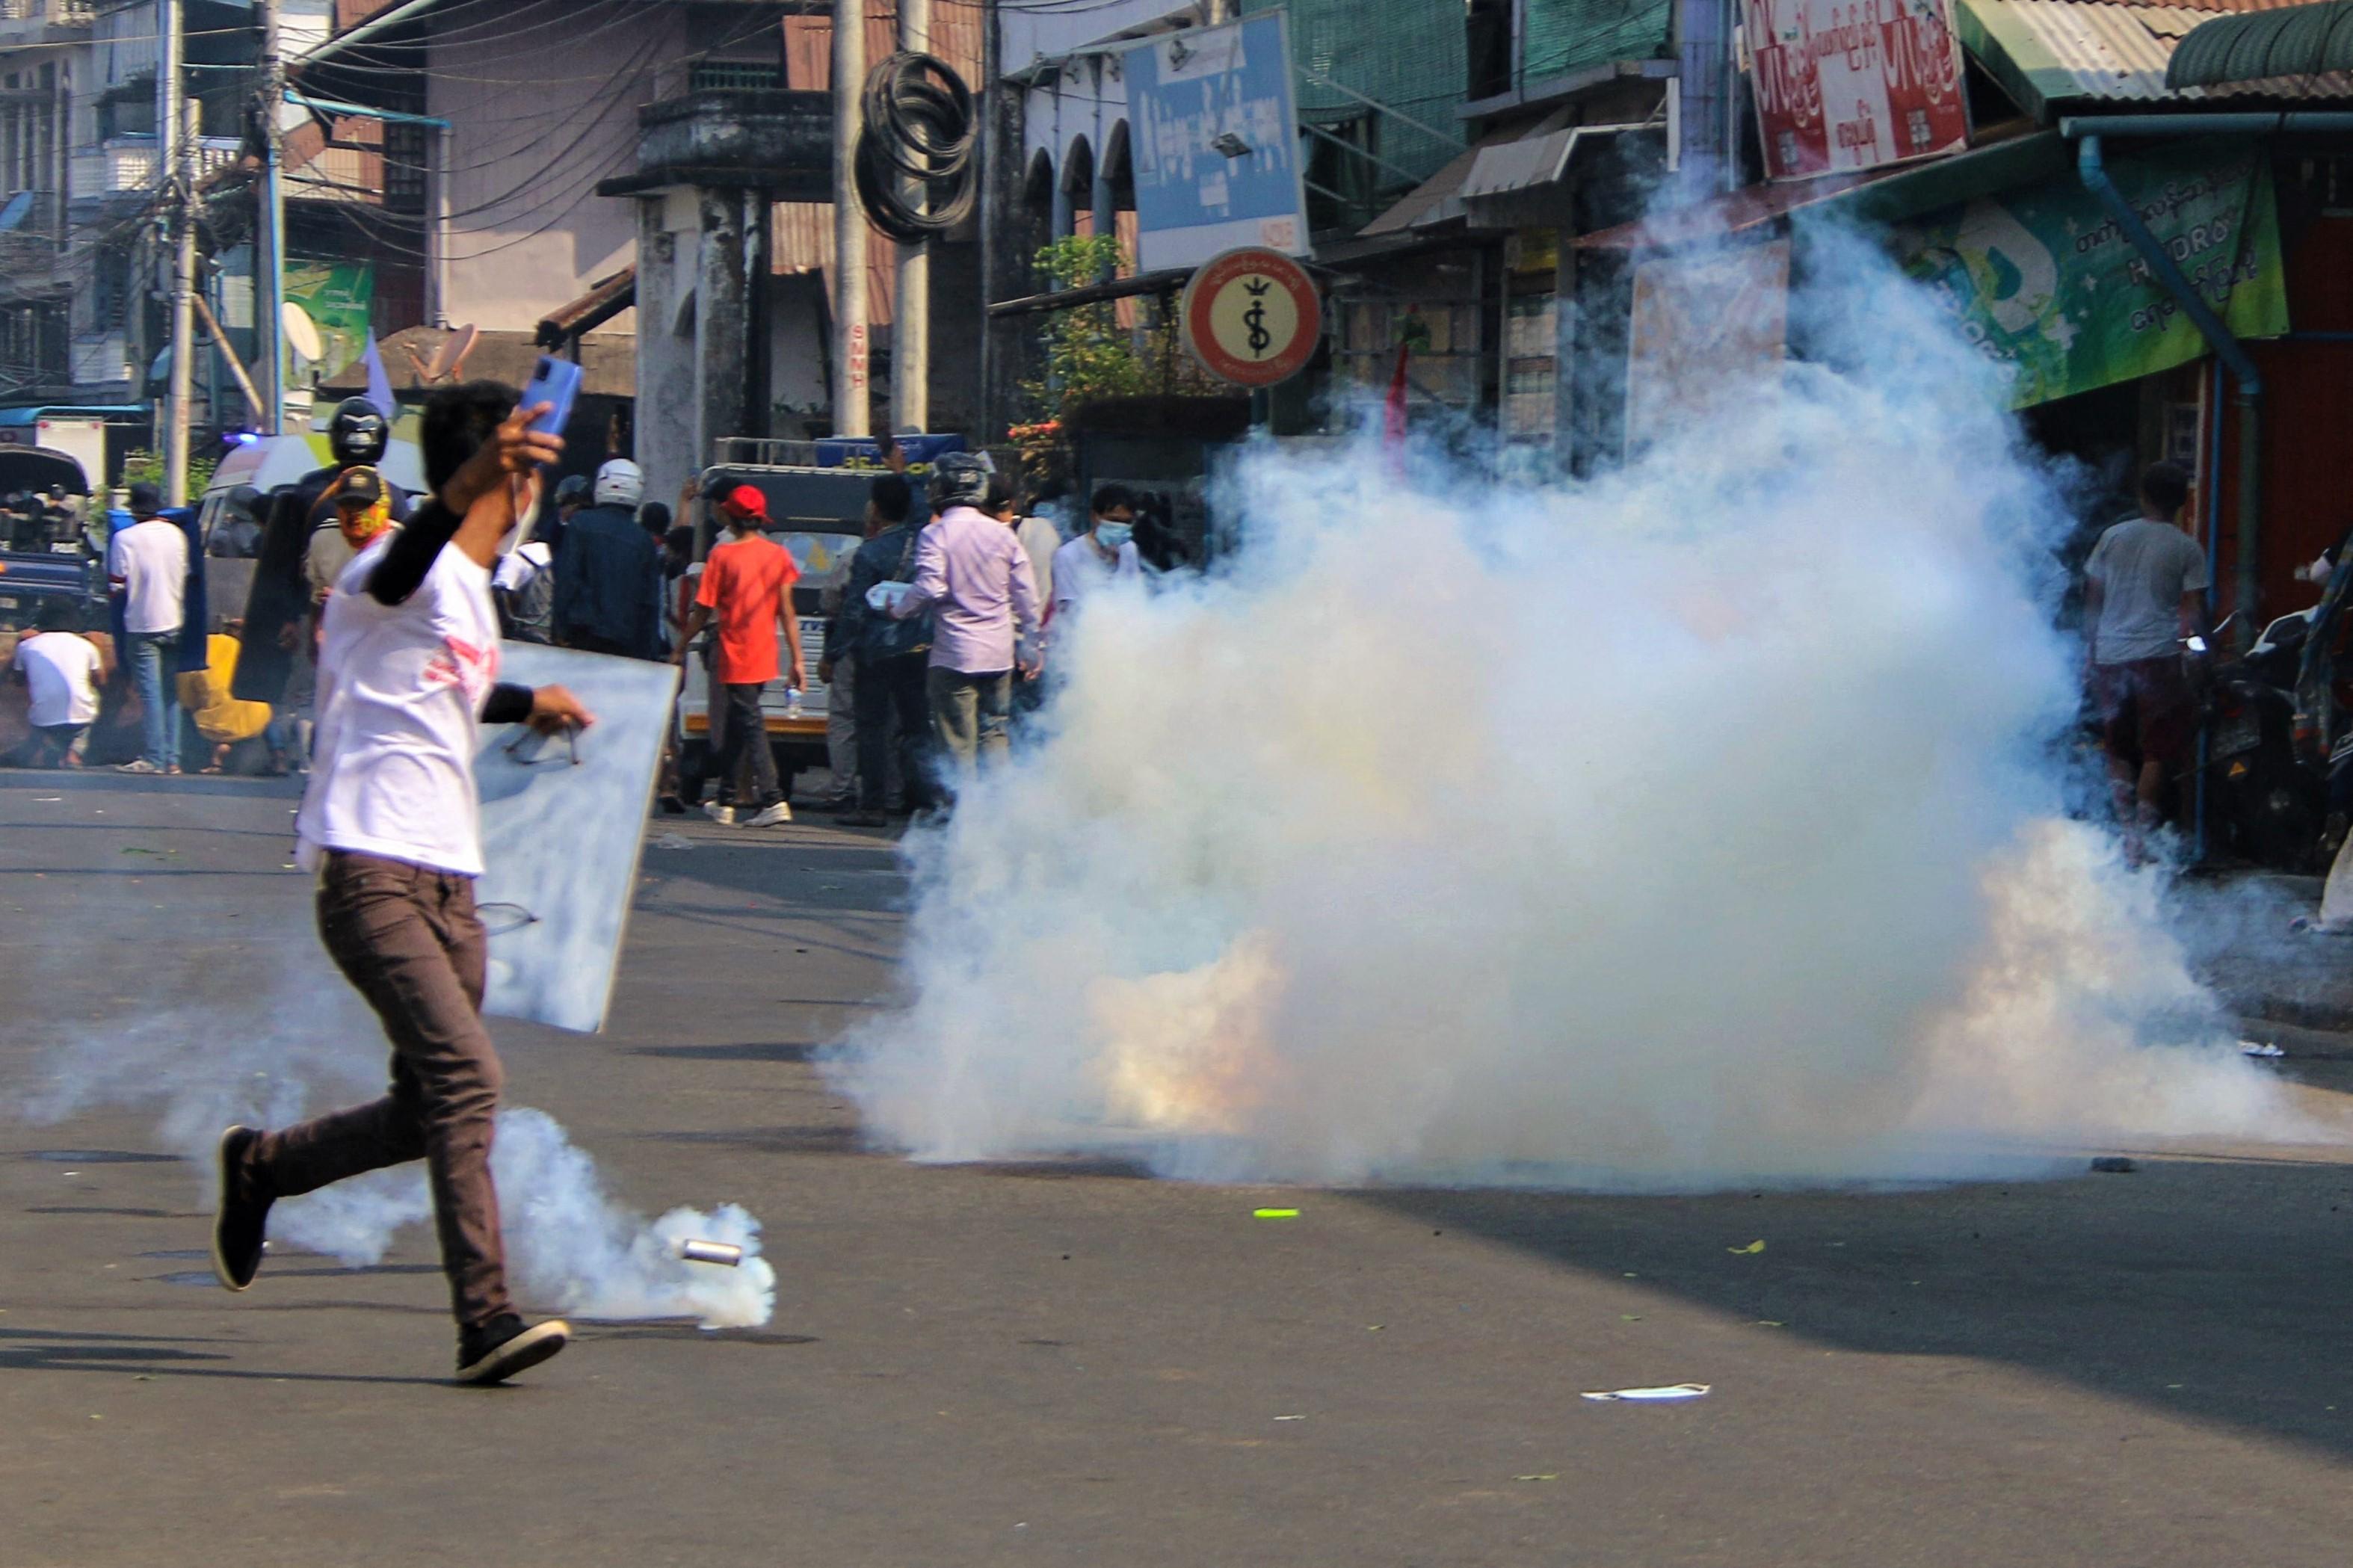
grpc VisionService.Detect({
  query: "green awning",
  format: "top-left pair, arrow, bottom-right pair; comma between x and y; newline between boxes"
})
2170,1 -> 2353,88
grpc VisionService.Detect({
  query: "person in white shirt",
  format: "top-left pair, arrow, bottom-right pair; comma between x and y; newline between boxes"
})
2083,460 -> 2210,864
107,482 -> 191,774
1049,482 -> 1144,631
1008,496 -> 1062,717
9,602 -> 103,767
209,380 -> 595,1386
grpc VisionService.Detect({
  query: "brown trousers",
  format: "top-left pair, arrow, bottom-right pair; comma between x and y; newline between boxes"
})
241,851 -> 514,1330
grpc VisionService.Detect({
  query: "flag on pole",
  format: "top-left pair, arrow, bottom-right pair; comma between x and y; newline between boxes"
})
362,331 -> 395,417
1382,342 -> 1410,469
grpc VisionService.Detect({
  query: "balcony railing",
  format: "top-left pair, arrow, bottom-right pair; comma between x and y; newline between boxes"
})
0,0 -> 96,35
70,135 -> 243,202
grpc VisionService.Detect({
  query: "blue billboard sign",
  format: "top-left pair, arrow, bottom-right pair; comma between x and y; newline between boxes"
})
1123,14 -> 1309,273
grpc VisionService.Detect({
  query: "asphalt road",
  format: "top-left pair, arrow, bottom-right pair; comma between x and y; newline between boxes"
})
3,770 -> 2351,1568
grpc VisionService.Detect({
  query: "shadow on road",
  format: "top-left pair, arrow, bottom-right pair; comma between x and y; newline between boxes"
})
644,1123 -> 863,1155
0,1325 -> 444,1386
1361,1152 -> 2353,1460
628,1041 -> 818,1063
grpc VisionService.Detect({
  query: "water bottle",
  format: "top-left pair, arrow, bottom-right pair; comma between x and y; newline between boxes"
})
784,687 -> 804,720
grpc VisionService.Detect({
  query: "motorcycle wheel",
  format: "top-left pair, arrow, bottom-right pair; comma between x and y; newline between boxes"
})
2249,771 -> 2326,872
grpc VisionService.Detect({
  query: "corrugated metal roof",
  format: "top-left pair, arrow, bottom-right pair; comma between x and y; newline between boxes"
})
1961,0 -> 2353,105
2170,0 -> 2353,87
772,1 -> 985,330
774,203 -> 897,330
2131,0 -> 2337,13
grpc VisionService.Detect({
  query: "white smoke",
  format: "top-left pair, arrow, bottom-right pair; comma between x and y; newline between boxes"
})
19,969 -> 776,1327
827,240 -> 2323,1188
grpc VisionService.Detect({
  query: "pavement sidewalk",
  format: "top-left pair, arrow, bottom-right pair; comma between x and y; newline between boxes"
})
2175,871 -> 2353,1037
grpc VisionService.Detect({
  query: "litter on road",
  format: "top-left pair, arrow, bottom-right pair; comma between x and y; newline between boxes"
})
1582,1383 -> 1711,1403
2090,1156 -> 2136,1173
1727,1240 -> 1765,1254
1253,1208 -> 1299,1219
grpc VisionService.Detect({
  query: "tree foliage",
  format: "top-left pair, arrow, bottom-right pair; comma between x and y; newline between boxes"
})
1020,234 -> 1152,423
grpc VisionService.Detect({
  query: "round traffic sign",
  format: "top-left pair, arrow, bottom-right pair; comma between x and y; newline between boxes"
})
1178,247 -> 1322,388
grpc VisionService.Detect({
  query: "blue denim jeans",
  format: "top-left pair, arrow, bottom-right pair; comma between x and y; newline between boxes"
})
126,629 -> 182,769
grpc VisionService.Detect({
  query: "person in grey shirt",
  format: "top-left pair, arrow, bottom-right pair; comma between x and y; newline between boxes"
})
2084,460 -> 2209,862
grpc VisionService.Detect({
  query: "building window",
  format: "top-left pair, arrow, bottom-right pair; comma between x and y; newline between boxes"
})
97,90 -> 154,141
1503,292 -> 1555,443
383,121 -> 425,208
691,61 -> 783,92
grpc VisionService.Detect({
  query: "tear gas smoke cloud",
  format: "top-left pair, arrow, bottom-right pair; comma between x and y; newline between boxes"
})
19,951 -> 775,1327
827,237 -> 2322,1188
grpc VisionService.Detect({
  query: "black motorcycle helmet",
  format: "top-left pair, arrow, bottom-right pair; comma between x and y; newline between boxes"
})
328,397 -> 390,466
927,451 -> 995,512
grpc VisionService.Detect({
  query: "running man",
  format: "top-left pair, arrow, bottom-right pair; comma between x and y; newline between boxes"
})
210,381 -> 594,1386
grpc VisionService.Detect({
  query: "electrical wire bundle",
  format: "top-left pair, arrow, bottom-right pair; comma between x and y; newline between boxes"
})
853,52 -> 976,244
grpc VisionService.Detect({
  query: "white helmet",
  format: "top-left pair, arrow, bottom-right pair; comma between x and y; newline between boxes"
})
593,458 -> 644,508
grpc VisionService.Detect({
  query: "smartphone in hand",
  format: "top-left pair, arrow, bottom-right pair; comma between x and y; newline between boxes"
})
521,354 -> 583,439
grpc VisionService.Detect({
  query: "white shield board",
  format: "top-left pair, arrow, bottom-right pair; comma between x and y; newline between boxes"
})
474,643 -> 679,1033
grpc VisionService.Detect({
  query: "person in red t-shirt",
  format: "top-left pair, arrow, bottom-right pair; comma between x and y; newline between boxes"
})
676,485 -> 804,827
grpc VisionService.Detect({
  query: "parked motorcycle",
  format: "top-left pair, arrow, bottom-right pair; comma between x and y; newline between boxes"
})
2203,614 -> 2327,871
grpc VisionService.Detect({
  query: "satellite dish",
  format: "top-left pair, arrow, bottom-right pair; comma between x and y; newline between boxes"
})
426,323 -> 479,381
281,302 -> 324,362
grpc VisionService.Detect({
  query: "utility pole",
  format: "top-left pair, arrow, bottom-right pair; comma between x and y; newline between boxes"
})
889,0 -> 928,434
255,0 -> 286,430
830,0 -> 869,436
159,0 -> 198,505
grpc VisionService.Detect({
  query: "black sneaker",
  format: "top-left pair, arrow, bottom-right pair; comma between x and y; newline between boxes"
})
210,1126 -> 271,1292
455,1315 -> 570,1385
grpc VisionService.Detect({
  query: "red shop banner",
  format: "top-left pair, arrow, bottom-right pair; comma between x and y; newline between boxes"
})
1745,0 -> 1970,182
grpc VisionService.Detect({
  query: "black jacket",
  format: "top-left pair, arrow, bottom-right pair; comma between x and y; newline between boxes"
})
552,504 -> 664,658
230,463 -> 408,702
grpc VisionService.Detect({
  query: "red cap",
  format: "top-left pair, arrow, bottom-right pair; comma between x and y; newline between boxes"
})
721,484 -> 769,522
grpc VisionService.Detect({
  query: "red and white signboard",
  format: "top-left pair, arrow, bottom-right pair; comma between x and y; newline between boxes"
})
1745,0 -> 1970,182
1178,247 -> 1322,389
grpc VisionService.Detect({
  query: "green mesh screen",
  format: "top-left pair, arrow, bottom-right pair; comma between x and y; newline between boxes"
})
1520,0 -> 1674,81
1242,0 -> 1468,191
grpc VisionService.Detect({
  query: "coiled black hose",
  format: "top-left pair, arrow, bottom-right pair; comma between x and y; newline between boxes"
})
854,52 -> 977,244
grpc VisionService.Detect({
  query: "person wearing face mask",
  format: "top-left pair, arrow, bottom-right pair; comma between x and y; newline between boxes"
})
306,467 -> 398,603
234,397 -> 408,706
1049,483 -> 1143,629
209,380 -> 593,1386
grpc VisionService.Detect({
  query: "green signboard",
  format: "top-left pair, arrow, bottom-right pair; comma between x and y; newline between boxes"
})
283,260 -> 376,380
1890,141 -> 2286,408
